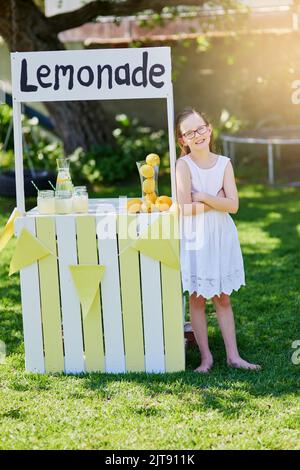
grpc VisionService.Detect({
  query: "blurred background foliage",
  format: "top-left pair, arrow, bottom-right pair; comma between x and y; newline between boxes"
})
1,1 -> 300,189
0,104 -> 172,186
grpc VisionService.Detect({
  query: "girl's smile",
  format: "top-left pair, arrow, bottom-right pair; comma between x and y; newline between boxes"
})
194,137 -> 207,145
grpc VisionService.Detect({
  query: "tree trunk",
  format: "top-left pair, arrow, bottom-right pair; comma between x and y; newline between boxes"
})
45,100 -> 113,155
0,0 -> 113,153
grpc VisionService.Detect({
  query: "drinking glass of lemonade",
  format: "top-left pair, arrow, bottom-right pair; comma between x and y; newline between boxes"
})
55,190 -> 73,214
37,190 -> 55,215
72,186 -> 89,213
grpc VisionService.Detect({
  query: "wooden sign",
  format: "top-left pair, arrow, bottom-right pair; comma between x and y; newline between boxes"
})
11,48 -> 172,102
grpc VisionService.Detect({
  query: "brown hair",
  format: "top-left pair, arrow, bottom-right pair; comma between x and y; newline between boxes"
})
175,107 -> 215,157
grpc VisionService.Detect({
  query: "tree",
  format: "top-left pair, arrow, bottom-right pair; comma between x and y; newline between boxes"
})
0,0 -> 230,153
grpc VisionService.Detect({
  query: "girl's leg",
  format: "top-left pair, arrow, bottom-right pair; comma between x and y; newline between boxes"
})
212,293 -> 261,370
189,292 -> 213,372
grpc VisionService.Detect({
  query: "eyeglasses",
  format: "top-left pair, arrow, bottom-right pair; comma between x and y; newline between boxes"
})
182,125 -> 209,140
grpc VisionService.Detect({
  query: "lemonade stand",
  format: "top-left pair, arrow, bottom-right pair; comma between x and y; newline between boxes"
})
9,47 -> 185,374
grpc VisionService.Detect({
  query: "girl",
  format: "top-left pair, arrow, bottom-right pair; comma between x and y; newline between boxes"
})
175,107 -> 260,373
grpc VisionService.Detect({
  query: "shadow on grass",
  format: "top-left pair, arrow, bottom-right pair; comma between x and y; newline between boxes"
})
75,357 -> 298,419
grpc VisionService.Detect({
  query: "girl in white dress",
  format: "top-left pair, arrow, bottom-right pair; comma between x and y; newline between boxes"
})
175,107 -> 260,373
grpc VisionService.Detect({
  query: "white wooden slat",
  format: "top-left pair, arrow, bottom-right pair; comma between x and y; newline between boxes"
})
137,213 -> 165,373
12,99 -> 25,213
14,217 -> 45,373
96,214 -> 125,373
56,216 -> 85,374
167,89 -> 178,201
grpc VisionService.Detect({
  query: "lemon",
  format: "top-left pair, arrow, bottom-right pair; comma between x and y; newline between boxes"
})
56,177 -> 68,183
128,203 -> 141,214
142,178 -> 155,194
155,202 -> 170,212
127,198 -> 142,209
144,192 -> 157,204
127,198 -> 142,213
146,153 -> 160,167
155,195 -> 172,207
141,201 -> 156,213
139,164 -> 154,178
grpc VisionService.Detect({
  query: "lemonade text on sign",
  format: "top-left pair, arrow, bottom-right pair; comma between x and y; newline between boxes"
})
20,51 -> 166,93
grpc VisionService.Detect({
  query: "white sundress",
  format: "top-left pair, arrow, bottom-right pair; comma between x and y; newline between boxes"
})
178,154 -> 246,299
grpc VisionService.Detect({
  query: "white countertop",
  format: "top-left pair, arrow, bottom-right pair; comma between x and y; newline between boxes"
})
26,197 -> 175,217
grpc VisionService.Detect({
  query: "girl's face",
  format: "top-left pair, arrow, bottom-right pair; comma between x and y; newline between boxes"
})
179,113 -> 212,152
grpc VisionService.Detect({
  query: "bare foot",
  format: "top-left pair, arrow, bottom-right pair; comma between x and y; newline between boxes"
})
194,357 -> 213,373
227,357 -> 261,370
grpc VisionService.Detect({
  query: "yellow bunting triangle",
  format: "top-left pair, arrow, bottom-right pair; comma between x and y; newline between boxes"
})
9,228 -> 53,276
0,208 -> 22,253
69,265 -> 106,319
131,215 -> 180,270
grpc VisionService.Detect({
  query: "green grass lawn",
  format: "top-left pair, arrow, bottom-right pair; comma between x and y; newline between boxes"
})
0,182 -> 299,450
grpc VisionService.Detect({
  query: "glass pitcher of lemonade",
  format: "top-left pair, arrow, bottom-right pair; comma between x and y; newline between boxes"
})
56,158 -> 73,192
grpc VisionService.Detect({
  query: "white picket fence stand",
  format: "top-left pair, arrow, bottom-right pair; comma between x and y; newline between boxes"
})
10,48 -> 186,374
